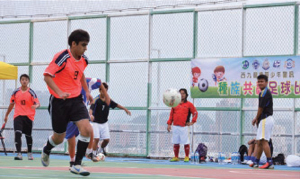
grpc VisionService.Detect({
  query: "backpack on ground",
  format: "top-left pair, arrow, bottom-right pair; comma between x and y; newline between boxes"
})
238,145 -> 248,162
195,143 -> 208,162
273,153 -> 285,165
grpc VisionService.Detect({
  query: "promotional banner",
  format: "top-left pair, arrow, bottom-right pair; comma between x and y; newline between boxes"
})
191,56 -> 299,98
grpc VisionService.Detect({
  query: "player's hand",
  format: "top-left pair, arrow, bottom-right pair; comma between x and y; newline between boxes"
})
59,92 -> 70,100
90,114 -> 94,121
125,109 -> 131,116
186,122 -> 194,126
252,118 -> 257,126
167,125 -> 171,132
4,116 -> 8,124
31,104 -> 39,109
86,92 -> 94,104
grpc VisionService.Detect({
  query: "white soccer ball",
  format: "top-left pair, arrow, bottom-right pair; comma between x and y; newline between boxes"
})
198,78 -> 209,92
97,153 -> 105,161
163,88 -> 181,107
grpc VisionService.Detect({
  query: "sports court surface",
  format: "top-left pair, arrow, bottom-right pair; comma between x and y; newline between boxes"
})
0,153 -> 299,179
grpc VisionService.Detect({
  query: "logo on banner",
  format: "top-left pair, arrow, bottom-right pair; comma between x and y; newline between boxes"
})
284,59 -> 295,69
262,59 -> 270,70
242,60 -> 249,69
273,60 -> 281,68
252,60 -> 260,70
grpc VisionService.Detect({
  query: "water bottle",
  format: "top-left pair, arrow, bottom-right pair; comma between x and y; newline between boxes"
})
221,152 -> 225,164
237,152 -> 241,164
218,152 -> 222,165
231,152 -> 235,165
195,152 -> 199,164
190,152 -> 195,164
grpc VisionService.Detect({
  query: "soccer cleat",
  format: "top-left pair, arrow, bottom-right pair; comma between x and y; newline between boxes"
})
184,156 -> 189,162
14,153 -> 23,160
27,153 -> 33,160
41,148 -> 49,167
259,162 -> 274,169
70,165 -> 90,176
69,161 -> 75,171
249,162 -> 259,168
102,148 -> 107,156
170,157 -> 180,162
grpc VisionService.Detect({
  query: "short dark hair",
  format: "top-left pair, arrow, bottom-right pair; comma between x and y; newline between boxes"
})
20,74 -> 30,81
68,29 -> 90,46
257,74 -> 268,82
100,82 -> 108,91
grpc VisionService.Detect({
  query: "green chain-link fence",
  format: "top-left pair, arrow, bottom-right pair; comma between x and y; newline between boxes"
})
0,2 -> 299,158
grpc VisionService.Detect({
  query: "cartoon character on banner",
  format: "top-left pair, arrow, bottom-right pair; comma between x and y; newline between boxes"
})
191,67 -> 201,87
212,65 -> 227,86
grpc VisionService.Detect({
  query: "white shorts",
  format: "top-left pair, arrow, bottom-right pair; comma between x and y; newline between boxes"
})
256,116 -> 274,141
92,122 -> 110,140
172,125 -> 190,145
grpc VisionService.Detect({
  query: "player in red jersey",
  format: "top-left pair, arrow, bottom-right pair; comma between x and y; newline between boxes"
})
40,29 -> 103,176
167,88 -> 198,162
4,74 -> 40,160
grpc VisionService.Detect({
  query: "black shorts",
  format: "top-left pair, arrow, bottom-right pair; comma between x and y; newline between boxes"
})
48,95 -> 89,134
14,116 -> 33,136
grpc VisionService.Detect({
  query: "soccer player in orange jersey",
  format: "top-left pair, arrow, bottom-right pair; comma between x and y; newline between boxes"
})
167,88 -> 198,162
4,74 -> 40,160
40,29 -> 108,176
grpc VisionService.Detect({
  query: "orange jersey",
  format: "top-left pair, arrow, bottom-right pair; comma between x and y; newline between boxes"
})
167,101 -> 198,127
43,49 -> 88,99
10,87 -> 40,121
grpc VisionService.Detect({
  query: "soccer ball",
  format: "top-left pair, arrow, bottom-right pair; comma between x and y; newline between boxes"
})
163,88 -> 181,107
97,153 -> 105,161
198,79 -> 209,92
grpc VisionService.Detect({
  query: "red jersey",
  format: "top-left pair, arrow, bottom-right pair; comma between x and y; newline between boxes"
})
167,101 -> 198,127
44,49 -> 88,99
10,87 -> 40,121
193,77 -> 198,83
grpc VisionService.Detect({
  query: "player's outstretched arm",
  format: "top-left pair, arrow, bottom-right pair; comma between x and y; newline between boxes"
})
44,75 -> 70,99
4,103 -> 14,123
116,104 -> 131,116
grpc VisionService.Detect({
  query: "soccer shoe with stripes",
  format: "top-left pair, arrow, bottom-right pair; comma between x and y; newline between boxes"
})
184,156 -> 189,162
249,162 -> 258,168
70,165 -> 90,176
259,162 -> 274,169
14,153 -> 22,160
41,149 -> 49,167
170,157 -> 180,162
27,153 -> 33,160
